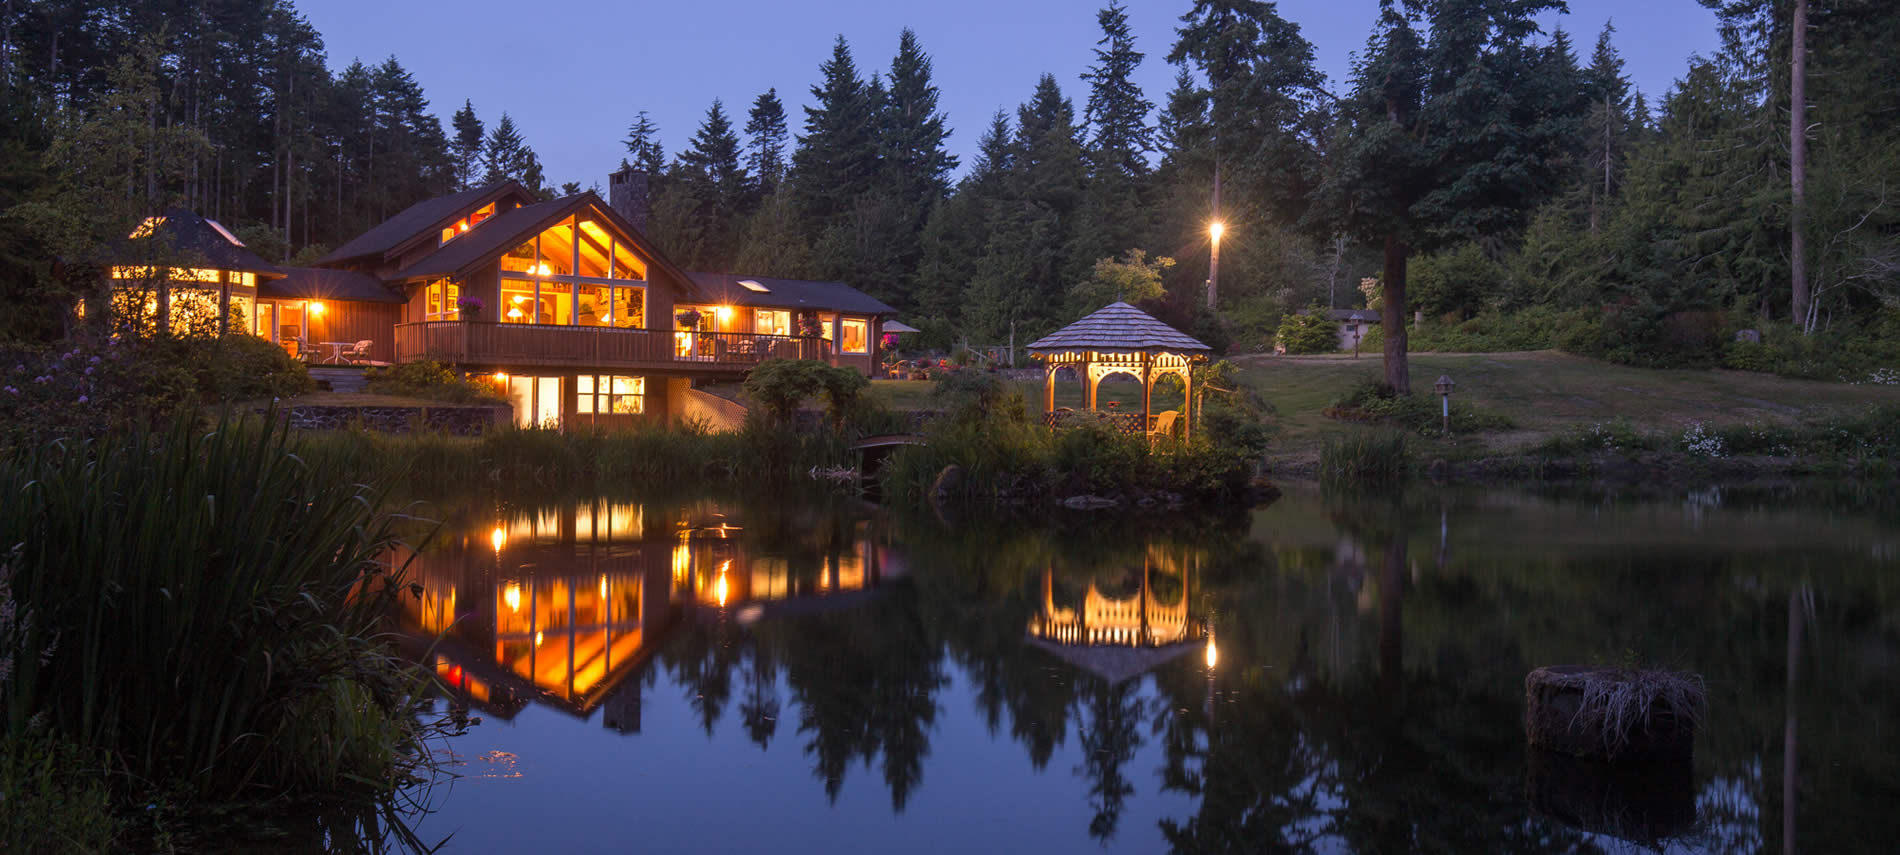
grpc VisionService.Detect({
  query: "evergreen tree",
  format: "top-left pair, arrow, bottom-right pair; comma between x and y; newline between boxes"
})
1071,2 -> 1156,293
1583,22 -> 1635,233
451,99 -> 484,190
624,110 -> 666,176
744,89 -> 789,195
880,29 -> 957,204
790,36 -> 881,235
674,99 -> 752,270
481,112 -> 533,187
1321,0 -> 1575,393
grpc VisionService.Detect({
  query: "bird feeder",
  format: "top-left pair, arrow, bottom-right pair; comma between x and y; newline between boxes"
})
1434,374 -> 1456,434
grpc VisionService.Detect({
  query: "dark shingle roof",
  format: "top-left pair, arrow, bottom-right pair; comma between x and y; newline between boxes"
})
685,273 -> 897,316
1027,302 -> 1211,353
115,208 -> 282,275
262,268 -> 405,303
317,181 -> 525,265
393,198 -> 572,280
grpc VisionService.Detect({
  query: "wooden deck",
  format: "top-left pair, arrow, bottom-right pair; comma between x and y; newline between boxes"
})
394,321 -> 826,377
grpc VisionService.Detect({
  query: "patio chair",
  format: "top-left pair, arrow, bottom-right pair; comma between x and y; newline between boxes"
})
340,340 -> 373,364
1148,410 -> 1181,443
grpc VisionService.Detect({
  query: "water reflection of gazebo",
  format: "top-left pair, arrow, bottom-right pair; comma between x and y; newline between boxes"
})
1026,546 -> 1207,685
1027,301 -> 1211,438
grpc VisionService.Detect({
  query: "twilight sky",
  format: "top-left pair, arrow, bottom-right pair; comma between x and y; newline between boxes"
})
295,0 -> 1722,190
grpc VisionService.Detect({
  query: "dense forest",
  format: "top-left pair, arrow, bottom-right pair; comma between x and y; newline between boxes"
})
2,0 -> 1896,381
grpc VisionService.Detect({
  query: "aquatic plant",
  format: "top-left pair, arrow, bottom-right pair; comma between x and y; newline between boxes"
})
1319,430 -> 1412,486
0,411 -> 436,804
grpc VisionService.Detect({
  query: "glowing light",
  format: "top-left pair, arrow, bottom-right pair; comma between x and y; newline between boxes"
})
534,631 -> 544,646
490,526 -> 507,553
534,263 -> 552,276
714,572 -> 729,608
129,216 -> 167,239
1204,637 -> 1219,669
503,583 -> 521,612
715,305 -> 733,324
308,301 -> 326,316
599,575 -> 608,598
1209,221 -> 1225,242
507,307 -> 524,319
492,372 -> 509,382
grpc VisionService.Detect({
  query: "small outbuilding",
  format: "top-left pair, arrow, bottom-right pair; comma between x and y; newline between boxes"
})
1027,301 -> 1211,438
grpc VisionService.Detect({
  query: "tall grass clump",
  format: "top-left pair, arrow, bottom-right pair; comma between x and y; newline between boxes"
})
1320,430 -> 1412,486
0,411 -> 435,807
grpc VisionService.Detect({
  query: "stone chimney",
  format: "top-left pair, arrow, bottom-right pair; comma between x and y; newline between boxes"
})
608,165 -> 650,235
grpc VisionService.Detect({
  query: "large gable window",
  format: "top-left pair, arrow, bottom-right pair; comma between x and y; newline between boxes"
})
497,211 -> 649,327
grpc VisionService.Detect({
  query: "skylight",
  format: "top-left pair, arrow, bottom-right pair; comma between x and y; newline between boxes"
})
738,279 -> 771,293
206,218 -> 246,247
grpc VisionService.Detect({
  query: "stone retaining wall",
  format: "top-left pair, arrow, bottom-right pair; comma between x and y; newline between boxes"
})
258,404 -> 507,436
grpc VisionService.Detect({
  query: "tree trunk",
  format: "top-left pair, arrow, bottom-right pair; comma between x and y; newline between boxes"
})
1790,0 -> 1811,331
1381,236 -> 1411,394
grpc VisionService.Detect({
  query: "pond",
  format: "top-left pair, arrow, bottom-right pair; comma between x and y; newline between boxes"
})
386,484 -> 1899,854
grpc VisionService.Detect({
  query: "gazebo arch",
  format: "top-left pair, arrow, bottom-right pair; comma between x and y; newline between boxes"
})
1027,302 -> 1212,439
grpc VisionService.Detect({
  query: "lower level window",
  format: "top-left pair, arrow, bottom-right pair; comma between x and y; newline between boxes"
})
578,375 -> 645,415
840,318 -> 868,354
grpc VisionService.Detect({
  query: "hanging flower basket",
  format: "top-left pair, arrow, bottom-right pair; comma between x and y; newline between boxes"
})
456,296 -> 484,320
676,309 -> 702,328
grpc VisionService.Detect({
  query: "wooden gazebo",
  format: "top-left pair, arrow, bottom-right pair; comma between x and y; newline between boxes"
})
1027,301 -> 1212,437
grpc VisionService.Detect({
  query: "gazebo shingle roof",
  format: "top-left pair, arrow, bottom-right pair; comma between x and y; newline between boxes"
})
1027,302 -> 1211,353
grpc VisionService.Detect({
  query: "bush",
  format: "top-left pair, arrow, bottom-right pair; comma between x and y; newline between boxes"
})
171,334 -> 316,401
1275,308 -> 1338,354
742,359 -> 868,429
362,359 -> 504,403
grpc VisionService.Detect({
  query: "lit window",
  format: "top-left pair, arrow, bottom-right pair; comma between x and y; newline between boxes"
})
755,310 -> 790,337
577,375 -> 645,415
440,203 -> 496,245
840,319 -> 868,354
425,280 -> 460,321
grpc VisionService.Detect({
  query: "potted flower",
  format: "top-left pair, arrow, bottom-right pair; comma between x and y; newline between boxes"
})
676,308 -> 702,329
456,295 -> 484,320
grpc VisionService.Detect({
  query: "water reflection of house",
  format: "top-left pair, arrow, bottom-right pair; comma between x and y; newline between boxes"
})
1026,545 -> 1207,685
397,499 -> 899,727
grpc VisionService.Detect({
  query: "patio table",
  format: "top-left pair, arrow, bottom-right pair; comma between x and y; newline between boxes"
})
318,341 -> 352,364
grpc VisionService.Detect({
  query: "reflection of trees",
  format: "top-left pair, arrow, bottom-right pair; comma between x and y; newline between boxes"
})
1075,675 -> 1144,843
773,586 -> 947,810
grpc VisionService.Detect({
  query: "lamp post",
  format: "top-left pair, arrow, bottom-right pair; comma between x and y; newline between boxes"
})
1206,221 -> 1224,311
1434,374 -> 1456,435
1352,326 -> 1362,359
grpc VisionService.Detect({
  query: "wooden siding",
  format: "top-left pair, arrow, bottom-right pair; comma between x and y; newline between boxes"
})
301,300 -> 401,363
394,321 -> 826,377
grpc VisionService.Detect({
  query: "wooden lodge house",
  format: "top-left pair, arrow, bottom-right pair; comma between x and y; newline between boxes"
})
100,169 -> 897,428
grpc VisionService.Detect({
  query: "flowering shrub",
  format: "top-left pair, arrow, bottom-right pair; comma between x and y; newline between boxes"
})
1678,421 -> 1726,458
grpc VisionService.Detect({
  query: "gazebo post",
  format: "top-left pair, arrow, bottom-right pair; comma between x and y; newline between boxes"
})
1082,353 -> 1096,411
1140,353 -> 1152,432
1182,368 -> 1193,440
1043,362 -> 1056,419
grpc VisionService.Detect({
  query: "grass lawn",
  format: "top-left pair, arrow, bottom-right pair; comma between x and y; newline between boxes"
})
1231,350 -> 1900,463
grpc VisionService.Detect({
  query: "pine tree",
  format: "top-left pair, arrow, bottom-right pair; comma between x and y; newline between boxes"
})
481,112 -> 531,186
790,36 -> 881,234
624,110 -> 666,176
881,29 -> 957,203
1081,1 -> 1152,181
1071,1 -> 1156,292
675,99 -> 752,270
1321,0 -> 1575,393
744,89 -> 789,195
451,99 -> 484,190
1583,22 -> 1634,233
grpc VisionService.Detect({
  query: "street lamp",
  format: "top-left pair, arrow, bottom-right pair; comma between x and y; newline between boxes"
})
1206,221 -> 1225,311
1435,374 -> 1456,435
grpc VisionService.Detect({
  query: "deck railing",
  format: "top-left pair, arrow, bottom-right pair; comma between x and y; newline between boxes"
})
393,321 -> 827,372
